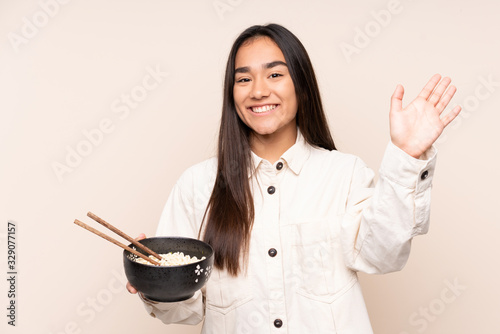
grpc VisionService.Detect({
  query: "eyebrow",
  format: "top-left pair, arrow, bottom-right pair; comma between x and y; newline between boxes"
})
235,61 -> 288,74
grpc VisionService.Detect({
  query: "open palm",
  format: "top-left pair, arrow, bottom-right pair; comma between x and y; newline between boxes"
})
390,74 -> 462,158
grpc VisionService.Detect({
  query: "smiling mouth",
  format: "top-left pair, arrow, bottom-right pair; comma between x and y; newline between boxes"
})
249,104 -> 278,113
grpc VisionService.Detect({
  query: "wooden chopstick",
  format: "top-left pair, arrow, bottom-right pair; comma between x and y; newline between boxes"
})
74,219 -> 160,266
87,212 -> 162,261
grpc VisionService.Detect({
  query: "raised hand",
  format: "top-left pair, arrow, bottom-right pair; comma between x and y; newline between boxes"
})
389,74 -> 462,158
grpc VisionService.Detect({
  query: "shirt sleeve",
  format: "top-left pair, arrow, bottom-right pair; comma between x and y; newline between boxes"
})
340,141 -> 437,274
138,170 -> 206,325
139,290 -> 204,325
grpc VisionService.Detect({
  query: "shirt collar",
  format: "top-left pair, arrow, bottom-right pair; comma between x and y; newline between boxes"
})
249,128 -> 311,177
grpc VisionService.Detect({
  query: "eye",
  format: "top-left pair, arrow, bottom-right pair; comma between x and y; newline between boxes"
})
236,78 -> 250,83
269,73 -> 282,79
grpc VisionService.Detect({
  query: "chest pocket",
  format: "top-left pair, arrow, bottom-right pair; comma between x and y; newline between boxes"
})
287,215 -> 357,303
204,268 -> 253,315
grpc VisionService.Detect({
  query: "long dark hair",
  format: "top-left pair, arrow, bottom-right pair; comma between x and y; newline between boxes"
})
201,23 -> 336,276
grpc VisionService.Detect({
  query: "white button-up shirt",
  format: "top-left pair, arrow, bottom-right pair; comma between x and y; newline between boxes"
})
140,130 -> 437,333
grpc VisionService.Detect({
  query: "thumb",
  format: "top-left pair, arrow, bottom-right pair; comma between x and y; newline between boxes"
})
390,84 -> 404,113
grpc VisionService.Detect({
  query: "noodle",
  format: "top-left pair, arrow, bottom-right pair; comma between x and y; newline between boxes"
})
132,251 -> 205,266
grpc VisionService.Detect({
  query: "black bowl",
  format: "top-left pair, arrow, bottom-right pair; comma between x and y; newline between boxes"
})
123,237 -> 214,302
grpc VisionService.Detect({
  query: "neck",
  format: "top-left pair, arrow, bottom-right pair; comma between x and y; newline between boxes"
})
250,124 -> 297,163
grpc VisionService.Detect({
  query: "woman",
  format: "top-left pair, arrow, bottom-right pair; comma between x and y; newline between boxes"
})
127,23 -> 461,333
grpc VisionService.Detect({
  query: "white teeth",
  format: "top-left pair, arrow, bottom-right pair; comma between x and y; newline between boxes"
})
251,104 -> 277,113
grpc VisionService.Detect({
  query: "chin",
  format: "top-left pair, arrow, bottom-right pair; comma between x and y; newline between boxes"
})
251,126 -> 278,136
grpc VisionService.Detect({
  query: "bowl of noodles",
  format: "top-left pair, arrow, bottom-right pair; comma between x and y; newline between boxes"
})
123,236 -> 214,302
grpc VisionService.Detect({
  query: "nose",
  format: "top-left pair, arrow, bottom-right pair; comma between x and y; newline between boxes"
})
250,77 -> 270,99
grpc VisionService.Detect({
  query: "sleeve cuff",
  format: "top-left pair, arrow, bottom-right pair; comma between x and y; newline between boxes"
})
138,293 -> 158,318
379,141 -> 437,191
139,292 -> 159,305
139,290 -> 202,311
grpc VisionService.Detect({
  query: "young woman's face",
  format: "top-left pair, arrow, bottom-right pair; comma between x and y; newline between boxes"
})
233,36 -> 298,139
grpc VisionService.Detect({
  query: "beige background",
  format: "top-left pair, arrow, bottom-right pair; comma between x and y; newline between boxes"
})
1,0 -> 499,333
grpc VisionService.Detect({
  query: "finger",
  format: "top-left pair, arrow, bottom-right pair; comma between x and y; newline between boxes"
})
418,74 -> 442,100
436,85 -> 457,114
428,77 -> 451,106
390,84 -> 404,113
441,105 -> 462,127
135,233 -> 146,241
127,282 -> 138,294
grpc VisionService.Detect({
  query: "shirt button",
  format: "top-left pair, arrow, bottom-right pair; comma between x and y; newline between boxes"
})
421,170 -> 429,180
276,162 -> 283,170
268,248 -> 277,257
267,186 -> 276,195
274,319 -> 283,328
